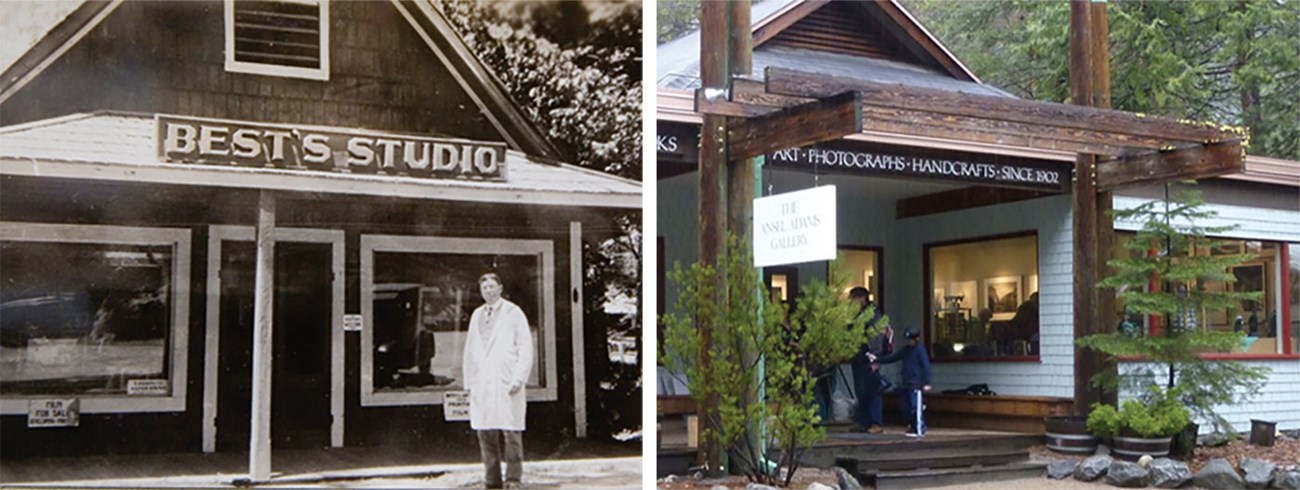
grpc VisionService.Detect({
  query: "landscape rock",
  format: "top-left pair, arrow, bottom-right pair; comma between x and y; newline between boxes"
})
1199,432 -> 1233,447
1138,454 -> 1154,467
832,466 -> 862,490
1273,470 -> 1300,490
1148,458 -> 1193,489
744,483 -> 779,490
1048,459 -> 1079,480
1075,454 -> 1114,482
1105,460 -> 1150,488
662,475 -> 679,483
1194,458 -> 1245,489
693,471 -> 705,481
807,483 -> 836,490
710,486 -> 729,490
1241,457 -> 1276,489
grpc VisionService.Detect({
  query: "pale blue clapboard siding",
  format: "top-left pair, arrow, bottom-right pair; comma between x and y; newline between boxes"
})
1119,360 -> 1300,434
1112,196 -> 1300,242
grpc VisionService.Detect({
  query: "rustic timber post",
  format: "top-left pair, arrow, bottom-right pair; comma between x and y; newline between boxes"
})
1070,0 -> 1104,416
698,0 -> 731,474
1090,0 -> 1119,408
249,190 -> 275,481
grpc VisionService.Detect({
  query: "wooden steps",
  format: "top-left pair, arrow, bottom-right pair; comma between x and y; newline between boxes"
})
825,431 -> 1043,489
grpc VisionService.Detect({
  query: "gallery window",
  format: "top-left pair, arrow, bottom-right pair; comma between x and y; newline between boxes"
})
0,223 -> 190,414
360,235 -> 557,406
926,233 -> 1039,361
225,0 -> 330,81
836,247 -> 881,302
1111,233 -> 1293,356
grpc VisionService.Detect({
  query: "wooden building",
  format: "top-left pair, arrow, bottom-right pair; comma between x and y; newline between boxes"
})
656,0 -> 1299,435
0,0 -> 639,460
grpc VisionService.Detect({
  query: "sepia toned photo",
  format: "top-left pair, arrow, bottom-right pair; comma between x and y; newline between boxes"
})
0,1 -> 641,488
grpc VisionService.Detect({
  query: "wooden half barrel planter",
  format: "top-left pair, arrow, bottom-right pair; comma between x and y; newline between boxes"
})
1044,416 -> 1099,455
1111,429 -> 1172,461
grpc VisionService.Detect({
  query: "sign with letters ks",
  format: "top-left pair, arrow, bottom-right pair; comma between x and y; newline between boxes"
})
28,399 -> 79,428
443,391 -> 471,422
156,115 -> 508,181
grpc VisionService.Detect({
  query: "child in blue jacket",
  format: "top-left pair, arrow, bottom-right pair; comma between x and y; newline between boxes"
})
869,329 -> 931,437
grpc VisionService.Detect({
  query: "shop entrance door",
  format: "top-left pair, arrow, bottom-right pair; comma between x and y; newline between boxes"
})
204,227 -> 344,452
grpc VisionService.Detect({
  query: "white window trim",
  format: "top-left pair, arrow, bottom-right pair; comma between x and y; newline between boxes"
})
359,235 -> 558,407
224,0 -> 330,81
0,222 -> 191,415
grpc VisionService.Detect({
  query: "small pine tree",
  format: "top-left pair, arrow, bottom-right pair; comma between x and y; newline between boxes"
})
1078,184 -> 1269,433
659,233 -> 884,485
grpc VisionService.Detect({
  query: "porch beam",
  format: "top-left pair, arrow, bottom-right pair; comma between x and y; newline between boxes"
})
764,67 -> 1237,146
895,187 -> 1053,219
726,91 -> 862,161
1096,140 -> 1245,191
249,190 -> 275,482
731,80 -> 1178,157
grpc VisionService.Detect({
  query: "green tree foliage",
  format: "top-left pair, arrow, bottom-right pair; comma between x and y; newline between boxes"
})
436,0 -> 642,179
659,234 -> 884,486
1077,185 -> 1269,433
903,0 -> 1300,160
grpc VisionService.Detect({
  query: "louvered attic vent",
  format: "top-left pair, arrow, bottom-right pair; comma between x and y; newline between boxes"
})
225,0 -> 330,80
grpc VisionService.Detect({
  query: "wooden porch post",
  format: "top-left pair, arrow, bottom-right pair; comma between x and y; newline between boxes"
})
698,0 -> 731,474
1090,0 -> 1119,408
1071,0 -> 1107,415
249,190 -> 275,481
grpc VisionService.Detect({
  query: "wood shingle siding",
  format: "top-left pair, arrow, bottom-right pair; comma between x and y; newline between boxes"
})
1,1 -> 498,144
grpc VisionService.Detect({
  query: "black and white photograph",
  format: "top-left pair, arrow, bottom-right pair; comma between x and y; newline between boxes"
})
0,0 -> 642,488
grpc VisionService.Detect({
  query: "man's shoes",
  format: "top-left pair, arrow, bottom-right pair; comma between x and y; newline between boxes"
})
504,482 -> 522,489
904,432 -> 923,438
867,425 -> 883,434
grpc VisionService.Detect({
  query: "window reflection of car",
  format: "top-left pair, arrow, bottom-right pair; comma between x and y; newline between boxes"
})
373,284 -> 443,388
0,292 -> 93,347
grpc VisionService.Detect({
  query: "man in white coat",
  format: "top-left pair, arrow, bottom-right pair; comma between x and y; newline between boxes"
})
463,273 -> 534,489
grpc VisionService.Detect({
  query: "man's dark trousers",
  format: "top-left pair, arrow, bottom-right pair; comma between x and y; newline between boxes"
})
850,358 -> 882,427
477,429 -> 523,488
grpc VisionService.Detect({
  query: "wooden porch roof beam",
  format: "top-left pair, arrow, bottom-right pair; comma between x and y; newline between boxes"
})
726,91 -> 862,160
723,80 -> 1183,157
765,67 -> 1239,147
1097,140 -> 1244,191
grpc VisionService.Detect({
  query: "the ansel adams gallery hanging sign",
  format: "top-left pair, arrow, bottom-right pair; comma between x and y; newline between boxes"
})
753,185 -> 837,268
157,115 -> 508,181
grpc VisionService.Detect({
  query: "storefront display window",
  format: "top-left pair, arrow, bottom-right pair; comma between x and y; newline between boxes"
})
1111,233 -> 1290,355
0,223 -> 190,413
838,248 -> 880,301
926,233 -> 1038,360
360,235 -> 557,406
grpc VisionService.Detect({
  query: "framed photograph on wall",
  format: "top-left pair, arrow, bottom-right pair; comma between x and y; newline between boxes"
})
982,275 -> 1022,321
1230,264 -> 1267,313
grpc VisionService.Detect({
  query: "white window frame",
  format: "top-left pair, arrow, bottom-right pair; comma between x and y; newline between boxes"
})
224,0 -> 331,81
0,222 -> 191,414
359,235 -> 558,406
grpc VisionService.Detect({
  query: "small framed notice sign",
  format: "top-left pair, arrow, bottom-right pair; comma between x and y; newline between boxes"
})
127,379 -> 169,396
343,314 -> 363,332
28,399 -> 79,428
443,391 -> 470,421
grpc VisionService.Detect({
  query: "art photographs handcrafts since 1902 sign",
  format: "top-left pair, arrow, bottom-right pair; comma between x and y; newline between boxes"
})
157,115 -> 508,181
753,186 -> 837,267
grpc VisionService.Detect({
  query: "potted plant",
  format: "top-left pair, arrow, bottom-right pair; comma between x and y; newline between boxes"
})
1087,387 -> 1191,461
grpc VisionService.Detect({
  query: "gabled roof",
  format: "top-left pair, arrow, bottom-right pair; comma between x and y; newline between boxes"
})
0,112 -> 640,208
0,0 -> 564,162
657,0 -> 1006,97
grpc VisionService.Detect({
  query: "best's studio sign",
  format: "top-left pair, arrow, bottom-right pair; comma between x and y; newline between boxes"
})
157,115 -> 507,181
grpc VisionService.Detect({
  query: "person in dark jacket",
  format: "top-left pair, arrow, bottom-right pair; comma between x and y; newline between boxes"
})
848,287 -> 890,433
870,329 -> 931,437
